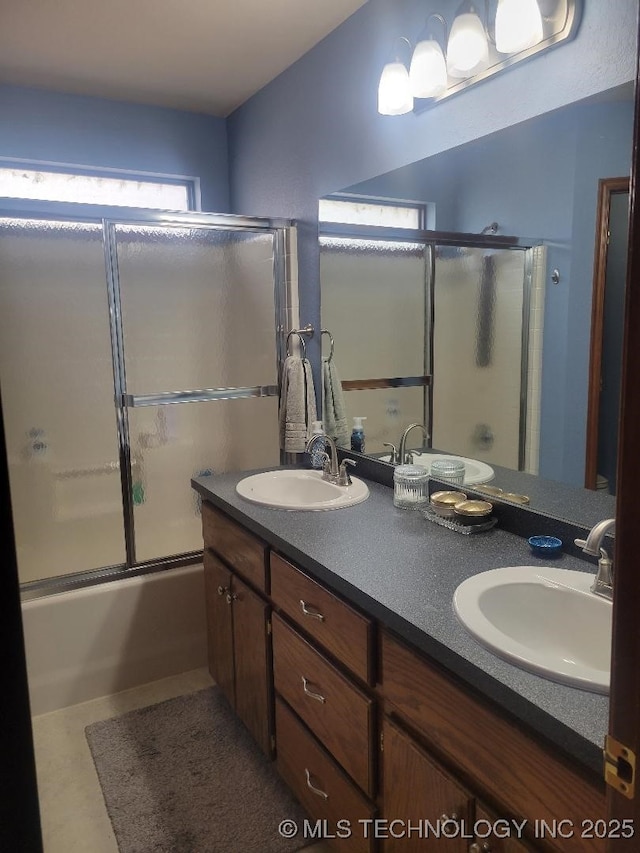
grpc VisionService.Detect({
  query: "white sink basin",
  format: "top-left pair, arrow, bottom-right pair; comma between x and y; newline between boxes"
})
453,566 -> 612,693
236,469 -> 369,511
382,451 -> 494,485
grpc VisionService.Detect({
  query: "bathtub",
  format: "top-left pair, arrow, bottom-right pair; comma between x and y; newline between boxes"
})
22,564 -> 208,716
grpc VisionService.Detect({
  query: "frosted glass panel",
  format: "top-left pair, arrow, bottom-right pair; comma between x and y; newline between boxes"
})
320,238 -> 427,379
0,219 -> 126,582
116,225 -> 278,394
432,246 -> 525,468
130,398 -> 279,562
342,388 -> 426,455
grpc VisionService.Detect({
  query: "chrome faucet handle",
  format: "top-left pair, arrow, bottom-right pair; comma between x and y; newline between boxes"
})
574,537 -> 588,550
338,458 -> 356,486
592,548 -> 614,600
382,442 -> 399,464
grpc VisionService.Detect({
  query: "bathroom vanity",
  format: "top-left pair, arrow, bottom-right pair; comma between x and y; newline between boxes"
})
192,471 -> 609,853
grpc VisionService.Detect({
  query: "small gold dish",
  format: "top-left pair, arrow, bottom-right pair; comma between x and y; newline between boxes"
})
501,492 -> 530,505
474,485 -> 504,497
453,499 -> 493,525
430,490 -> 468,518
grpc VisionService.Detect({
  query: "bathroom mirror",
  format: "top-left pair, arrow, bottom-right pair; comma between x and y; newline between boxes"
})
320,86 -> 633,521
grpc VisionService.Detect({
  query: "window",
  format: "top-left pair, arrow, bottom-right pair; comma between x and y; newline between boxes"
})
319,196 -> 425,229
0,166 -> 195,210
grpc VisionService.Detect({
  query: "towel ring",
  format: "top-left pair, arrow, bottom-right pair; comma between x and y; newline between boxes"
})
321,329 -> 335,362
286,330 -> 307,359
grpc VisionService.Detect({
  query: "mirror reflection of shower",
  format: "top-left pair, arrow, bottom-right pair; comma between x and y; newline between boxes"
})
319,205 -> 544,474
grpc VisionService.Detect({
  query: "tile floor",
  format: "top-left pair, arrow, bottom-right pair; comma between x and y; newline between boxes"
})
31,668 -> 330,852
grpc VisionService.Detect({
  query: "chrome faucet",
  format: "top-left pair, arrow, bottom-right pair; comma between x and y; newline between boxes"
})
305,433 -> 356,486
396,423 -> 428,465
574,518 -> 615,601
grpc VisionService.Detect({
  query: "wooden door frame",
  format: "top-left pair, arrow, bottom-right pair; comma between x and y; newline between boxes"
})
607,15 -> 640,848
585,177 -> 630,490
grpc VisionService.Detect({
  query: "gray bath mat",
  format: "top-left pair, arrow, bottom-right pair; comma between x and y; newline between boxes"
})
85,687 -> 309,853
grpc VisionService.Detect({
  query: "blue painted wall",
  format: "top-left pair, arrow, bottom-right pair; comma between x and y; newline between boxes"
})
0,85 -> 230,212
228,0 -> 637,485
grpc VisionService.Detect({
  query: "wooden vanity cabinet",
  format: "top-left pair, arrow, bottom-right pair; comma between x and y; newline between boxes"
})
275,696 -> 376,853
382,716 -> 472,852
201,505 -> 272,757
270,551 -> 374,684
269,550 -> 378,843
199,501 -> 606,853
381,630 -> 606,853
472,804 -> 536,853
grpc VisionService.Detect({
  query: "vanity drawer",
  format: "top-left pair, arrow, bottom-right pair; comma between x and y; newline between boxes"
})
275,697 -> 376,853
202,502 -> 267,592
270,551 -> 374,684
381,631 -> 606,853
272,614 -> 375,797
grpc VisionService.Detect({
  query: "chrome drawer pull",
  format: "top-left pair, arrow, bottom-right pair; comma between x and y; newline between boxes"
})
217,585 -> 228,596
305,768 -> 329,800
440,813 -> 459,827
300,600 -> 325,621
226,592 -> 238,605
301,676 -> 326,703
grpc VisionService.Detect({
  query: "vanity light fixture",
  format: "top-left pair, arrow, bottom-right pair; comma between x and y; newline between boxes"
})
409,15 -> 448,98
446,2 -> 489,79
378,37 -> 413,116
495,0 -> 544,53
377,0 -> 581,116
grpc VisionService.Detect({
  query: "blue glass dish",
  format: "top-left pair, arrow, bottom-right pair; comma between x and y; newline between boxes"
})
528,535 -> 563,557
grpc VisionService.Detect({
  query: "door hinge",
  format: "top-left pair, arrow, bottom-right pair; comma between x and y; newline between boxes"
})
380,731 -> 384,753
266,619 -> 272,636
604,735 -> 636,799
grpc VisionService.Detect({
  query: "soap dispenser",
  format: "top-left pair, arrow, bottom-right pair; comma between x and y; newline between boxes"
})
351,417 -> 367,453
308,420 -> 326,469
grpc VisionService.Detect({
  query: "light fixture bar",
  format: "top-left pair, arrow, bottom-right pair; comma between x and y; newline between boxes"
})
377,0 -> 582,116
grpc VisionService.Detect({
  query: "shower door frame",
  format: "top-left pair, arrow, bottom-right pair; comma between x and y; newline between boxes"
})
1,201 -> 294,600
319,222 -> 537,467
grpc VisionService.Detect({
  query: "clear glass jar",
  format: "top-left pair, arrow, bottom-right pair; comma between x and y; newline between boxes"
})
393,464 -> 429,509
429,457 -> 465,485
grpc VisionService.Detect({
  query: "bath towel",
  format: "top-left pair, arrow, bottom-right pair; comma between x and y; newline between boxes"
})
322,357 -> 350,449
279,356 -> 317,452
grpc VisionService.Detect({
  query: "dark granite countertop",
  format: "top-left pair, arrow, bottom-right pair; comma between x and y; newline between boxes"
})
192,468 -> 609,778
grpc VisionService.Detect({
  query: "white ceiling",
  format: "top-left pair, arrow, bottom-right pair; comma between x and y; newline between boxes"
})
0,0 -> 368,117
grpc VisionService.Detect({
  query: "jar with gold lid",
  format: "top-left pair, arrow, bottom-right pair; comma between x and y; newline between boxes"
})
430,490 -> 468,518
453,499 -> 493,526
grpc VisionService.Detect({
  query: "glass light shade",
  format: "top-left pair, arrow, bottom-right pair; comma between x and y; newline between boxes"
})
495,0 -> 543,54
378,61 -> 413,115
446,11 -> 489,78
409,39 -> 448,98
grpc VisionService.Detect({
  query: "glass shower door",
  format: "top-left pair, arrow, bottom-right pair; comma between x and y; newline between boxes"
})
431,245 -> 528,469
319,236 -> 430,454
0,218 -> 126,583
112,223 -> 281,564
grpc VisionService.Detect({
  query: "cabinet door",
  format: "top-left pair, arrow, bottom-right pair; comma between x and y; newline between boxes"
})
382,718 -> 472,852
203,550 -> 235,705
471,805 -> 537,853
232,573 -> 273,757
